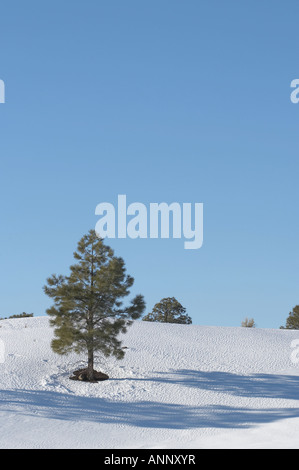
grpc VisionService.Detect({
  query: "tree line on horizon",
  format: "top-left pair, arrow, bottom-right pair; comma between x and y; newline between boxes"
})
0,312 -> 34,321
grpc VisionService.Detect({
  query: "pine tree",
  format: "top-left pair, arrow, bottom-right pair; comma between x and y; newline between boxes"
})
280,305 -> 299,330
143,297 -> 192,324
43,230 -> 145,381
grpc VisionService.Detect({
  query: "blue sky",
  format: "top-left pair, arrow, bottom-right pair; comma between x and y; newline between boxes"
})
0,1 -> 298,328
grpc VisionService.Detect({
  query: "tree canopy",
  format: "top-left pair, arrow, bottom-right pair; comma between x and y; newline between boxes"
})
143,297 -> 192,324
44,229 -> 145,381
280,305 -> 299,330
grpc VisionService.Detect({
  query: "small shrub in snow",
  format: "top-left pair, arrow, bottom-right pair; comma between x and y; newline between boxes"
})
241,317 -> 256,328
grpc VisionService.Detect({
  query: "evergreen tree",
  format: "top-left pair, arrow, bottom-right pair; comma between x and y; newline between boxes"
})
43,230 -> 145,381
143,297 -> 192,324
280,305 -> 299,330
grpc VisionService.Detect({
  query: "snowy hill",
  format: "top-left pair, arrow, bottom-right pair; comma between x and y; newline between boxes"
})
1,316 -> 299,449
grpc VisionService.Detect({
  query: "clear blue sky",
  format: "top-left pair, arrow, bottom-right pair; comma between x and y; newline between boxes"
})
0,1 -> 298,328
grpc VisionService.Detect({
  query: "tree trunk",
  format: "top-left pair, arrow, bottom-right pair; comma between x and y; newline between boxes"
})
87,347 -> 94,381
87,243 -> 95,382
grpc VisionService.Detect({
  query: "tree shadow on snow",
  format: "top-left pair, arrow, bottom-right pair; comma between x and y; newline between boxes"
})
144,369 -> 299,401
0,381 -> 299,430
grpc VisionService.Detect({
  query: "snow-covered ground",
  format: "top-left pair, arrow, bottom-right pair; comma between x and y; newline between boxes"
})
0,316 -> 299,449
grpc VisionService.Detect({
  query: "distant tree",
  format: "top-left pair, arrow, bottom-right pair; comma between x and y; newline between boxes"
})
43,230 -> 145,381
143,297 -> 192,324
10,312 -> 34,319
241,317 -> 256,328
280,305 -> 299,330
0,312 -> 34,320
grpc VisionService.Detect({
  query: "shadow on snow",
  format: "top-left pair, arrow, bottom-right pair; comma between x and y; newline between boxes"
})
1,370 -> 299,430
141,369 -> 299,401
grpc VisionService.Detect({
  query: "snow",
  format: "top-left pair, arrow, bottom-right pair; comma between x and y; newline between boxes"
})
1,316 -> 299,448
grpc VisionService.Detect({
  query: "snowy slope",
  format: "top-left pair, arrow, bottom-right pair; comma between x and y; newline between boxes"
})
1,316 -> 299,449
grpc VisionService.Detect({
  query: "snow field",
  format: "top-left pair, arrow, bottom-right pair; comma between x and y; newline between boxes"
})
0,316 -> 299,448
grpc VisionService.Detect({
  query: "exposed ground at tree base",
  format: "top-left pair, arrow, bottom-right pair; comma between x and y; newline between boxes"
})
69,368 -> 109,382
